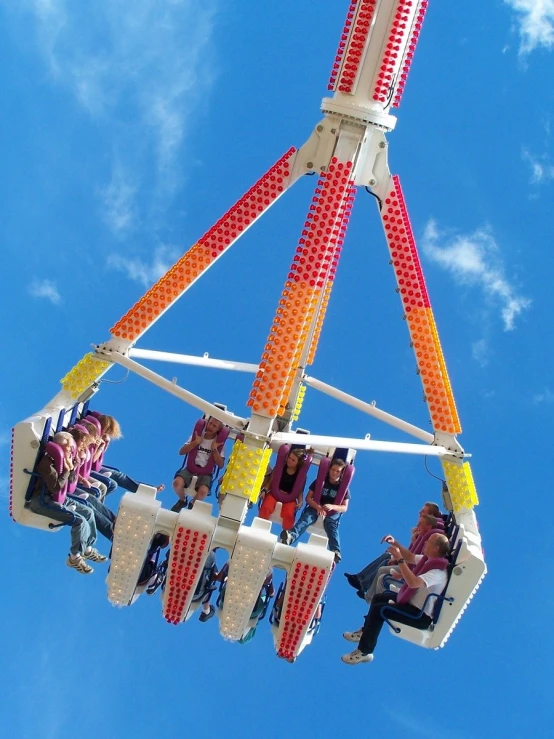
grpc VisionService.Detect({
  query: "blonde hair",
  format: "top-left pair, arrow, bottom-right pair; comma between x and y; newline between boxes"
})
97,414 -> 123,440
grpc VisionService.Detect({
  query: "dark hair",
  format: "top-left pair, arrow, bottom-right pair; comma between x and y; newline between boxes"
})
420,514 -> 437,529
329,458 -> 347,470
424,501 -> 441,518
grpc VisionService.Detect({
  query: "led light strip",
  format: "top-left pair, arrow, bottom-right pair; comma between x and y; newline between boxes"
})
219,441 -> 271,503
328,0 -> 378,94
306,182 -> 356,366
61,353 -> 112,400
442,459 -> 479,512
370,0 -> 426,105
162,508 -> 217,624
275,546 -> 333,661
392,0 -> 428,108
107,492 -> 160,607
381,175 -> 461,434
219,519 -> 277,641
249,159 -> 355,417
110,149 -> 296,343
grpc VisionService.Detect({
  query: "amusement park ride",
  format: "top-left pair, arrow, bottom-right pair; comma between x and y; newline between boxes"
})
9,0 -> 485,660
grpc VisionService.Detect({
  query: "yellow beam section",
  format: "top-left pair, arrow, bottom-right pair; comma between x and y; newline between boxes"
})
220,440 -> 271,503
61,353 -> 112,400
110,148 -> 296,343
442,459 -> 479,512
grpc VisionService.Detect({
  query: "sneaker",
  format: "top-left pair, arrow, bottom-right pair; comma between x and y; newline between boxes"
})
279,530 -> 293,545
66,554 -> 93,575
83,547 -> 108,563
341,649 -> 373,665
343,628 -> 364,642
333,551 -> 342,564
199,605 -> 215,623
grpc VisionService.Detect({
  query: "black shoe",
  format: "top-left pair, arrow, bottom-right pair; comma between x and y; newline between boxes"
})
279,530 -> 292,545
199,605 -> 215,622
344,573 -> 361,590
356,589 -> 365,600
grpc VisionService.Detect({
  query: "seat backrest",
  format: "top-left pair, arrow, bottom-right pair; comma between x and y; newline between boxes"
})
411,527 -> 445,555
270,444 -> 313,503
310,458 -> 354,506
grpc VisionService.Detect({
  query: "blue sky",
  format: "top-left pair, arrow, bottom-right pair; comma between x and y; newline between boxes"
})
1,1 -> 553,737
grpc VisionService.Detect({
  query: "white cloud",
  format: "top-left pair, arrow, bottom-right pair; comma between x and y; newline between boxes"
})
533,387 -> 554,403
28,278 -> 61,304
471,339 -> 491,367
522,147 -> 554,183
107,244 -> 180,287
99,162 -> 138,235
421,220 -> 531,332
505,0 -> 554,54
15,0 -> 218,232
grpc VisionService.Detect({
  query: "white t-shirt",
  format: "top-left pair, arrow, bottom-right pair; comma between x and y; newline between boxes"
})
409,555 -> 448,616
187,435 -> 224,468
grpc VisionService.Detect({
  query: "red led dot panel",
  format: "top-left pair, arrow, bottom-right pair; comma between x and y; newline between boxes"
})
276,562 -> 329,661
8,427 -> 15,521
382,175 -> 461,434
328,0 -> 378,94
371,0 -> 426,105
162,526 -> 211,625
393,0 -> 429,108
111,148 -> 296,342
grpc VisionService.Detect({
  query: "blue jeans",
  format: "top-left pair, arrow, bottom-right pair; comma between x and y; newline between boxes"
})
29,495 -> 96,556
84,496 -> 116,541
356,552 -> 392,593
288,507 -> 342,554
101,467 -> 139,494
90,470 -> 118,495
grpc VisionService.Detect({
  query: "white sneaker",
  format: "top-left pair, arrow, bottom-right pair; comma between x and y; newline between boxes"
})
83,547 -> 108,563
343,628 -> 363,643
66,554 -> 93,575
341,649 -> 373,665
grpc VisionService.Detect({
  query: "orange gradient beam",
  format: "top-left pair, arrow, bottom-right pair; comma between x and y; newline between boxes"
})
111,148 -> 297,343
249,158 -> 355,417
381,175 -> 461,434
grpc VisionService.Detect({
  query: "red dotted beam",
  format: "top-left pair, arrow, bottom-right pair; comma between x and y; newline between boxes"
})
277,563 -> 328,661
8,428 -> 15,521
306,181 -> 356,366
162,526 -> 210,624
372,0 -> 428,106
111,148 -> 296,343
248,158 -> 355,417
381,175 -> 461,435
328,0 -> 377,94
393,0 -> 429,107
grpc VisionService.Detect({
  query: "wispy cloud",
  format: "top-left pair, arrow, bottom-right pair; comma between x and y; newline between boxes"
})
505,0 -> 554,54
107,244 -> 180,287
522,147 -> 554,184
16,0 -> 218,234
472,338 -> 491,367
99,162 -> 138,236
421,220 -> 531,332
533,387 -> 554,403
28,278 -> 61,304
